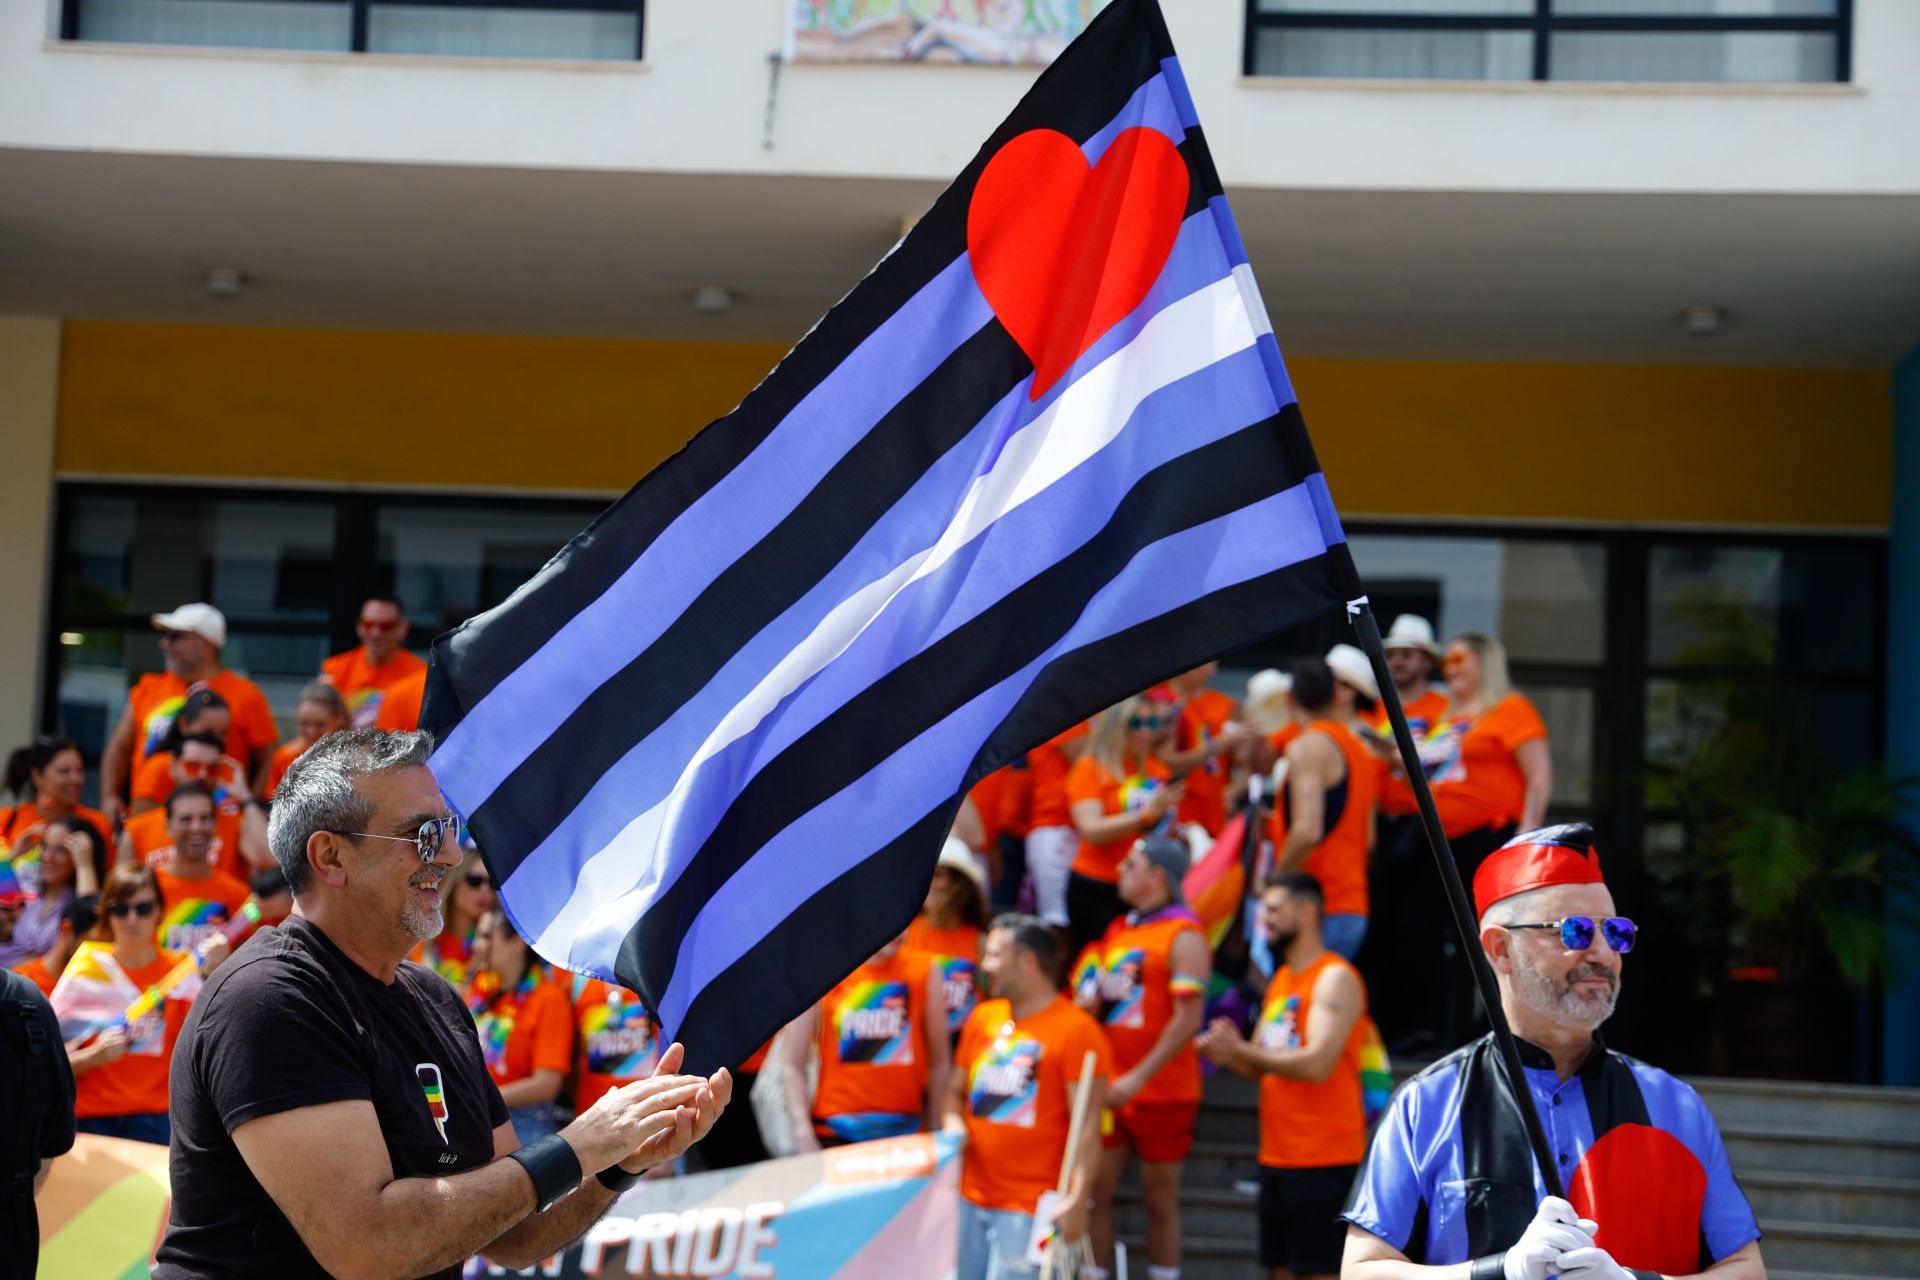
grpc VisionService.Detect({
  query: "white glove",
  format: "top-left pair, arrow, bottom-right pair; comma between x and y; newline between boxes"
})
1554,1245 -> 1635,1280
1503,1197 -> 1598,1280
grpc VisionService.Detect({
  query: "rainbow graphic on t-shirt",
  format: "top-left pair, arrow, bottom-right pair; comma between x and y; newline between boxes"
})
159,898 -> 231,954
1070,951 -> 1102,1006
1257,993 -> 1301,1051
347,688 -> 383,728
834,980 -> 913,1066
1117,775 -> 1173,836
0,848 -> 34,900
931,955 -> 978,1035
968,1035 -> 1042,1127
1358,1019 -> 1392,1125
141,694 -> 188,756
1097,947 -> 1146,1029
581,989 -> 657,1079
416,1062 -> 450,1144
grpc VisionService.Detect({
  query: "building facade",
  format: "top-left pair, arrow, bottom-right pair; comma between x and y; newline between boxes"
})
2,0 -> 1916,1081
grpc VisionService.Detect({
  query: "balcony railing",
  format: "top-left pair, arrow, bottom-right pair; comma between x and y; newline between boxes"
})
1244,1 -> 1852,84
60,0 -> 646,62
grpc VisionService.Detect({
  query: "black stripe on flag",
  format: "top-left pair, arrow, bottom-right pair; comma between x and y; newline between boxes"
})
622,413 -> 1321,1016
653,551 -> 1349,1074
425,2 -> 1175,725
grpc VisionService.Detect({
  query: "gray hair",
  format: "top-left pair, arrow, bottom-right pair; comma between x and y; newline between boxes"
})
1478,885 -> 1557,932
268,728 -> 435,896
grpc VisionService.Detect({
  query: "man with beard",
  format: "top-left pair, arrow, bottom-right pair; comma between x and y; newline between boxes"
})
1339,825 -> 1764,1280
155,729 -> 731,1280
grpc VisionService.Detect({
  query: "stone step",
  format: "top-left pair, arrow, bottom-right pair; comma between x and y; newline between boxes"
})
1758,1220 -> 1920,1276
1743,1170 -> 1920,1229
1114,1185 -> 1258,1239
1689,1077 -> 1920,1140
1723,1124 -> 1920,1179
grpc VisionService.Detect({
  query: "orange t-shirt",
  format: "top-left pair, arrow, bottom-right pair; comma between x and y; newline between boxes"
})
125,804 -> 250,883
375,669 -> 428,732
264,737 -> 312,800
154,865 -> 252,956
471,972 -> 575,1088
1364,687 -> 1452,742
0,804 -> 112,854
323,646 -> 429,729
1175,688 -> 1238,836
126,670 -> 278,778
1066,753 -> 1172,884
13,955 -> 57,995
976,761 -> 1033,841
739,1037 -> 776,1075
570,976 -> 660,1114
903,916 -> 983,1036
957,995 -> 1113,1212
812,950 -> 933,1130
59,946 -> 193,1119
1255,951 -> 1371,1168
1082,908 -> 1206,1104
1270,719 -> 1379,918
1026,722 -> 1090,830
1385,693 -> 1549,838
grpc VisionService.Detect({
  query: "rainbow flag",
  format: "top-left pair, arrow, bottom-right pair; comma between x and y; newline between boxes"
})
1358,1016 -> 1393,1125
0,851 -> 27,902
35,1134 -> 172,1280
1182,809 -> 1251,950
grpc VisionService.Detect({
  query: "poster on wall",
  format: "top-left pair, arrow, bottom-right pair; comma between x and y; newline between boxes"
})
786,1 -> 1113,65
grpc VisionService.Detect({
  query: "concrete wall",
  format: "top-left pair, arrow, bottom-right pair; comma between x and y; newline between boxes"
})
3,1 -> 1917,195
0,317 -> 60,742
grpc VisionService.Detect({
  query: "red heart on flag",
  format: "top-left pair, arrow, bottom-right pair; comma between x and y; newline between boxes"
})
1568,1123 -> 1708,1277
968,127 -> 1190,401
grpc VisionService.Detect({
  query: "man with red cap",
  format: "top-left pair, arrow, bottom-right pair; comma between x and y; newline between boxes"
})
1338,824 -> 1765,1280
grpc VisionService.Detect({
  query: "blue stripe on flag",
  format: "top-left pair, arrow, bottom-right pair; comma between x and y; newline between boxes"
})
1082,71 -> 1186,165
652,479 -> 1341,1030
504,337 -> 1283,944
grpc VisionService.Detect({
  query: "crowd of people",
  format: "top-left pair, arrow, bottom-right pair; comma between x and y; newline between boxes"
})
2,594 -> 1764,1280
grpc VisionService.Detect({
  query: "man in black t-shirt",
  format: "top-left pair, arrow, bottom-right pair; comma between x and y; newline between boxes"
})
155,729 -> 732,1280
2,966 -> 76,1280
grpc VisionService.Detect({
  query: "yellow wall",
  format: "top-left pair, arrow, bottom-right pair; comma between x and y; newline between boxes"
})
56,321 -> 1892,529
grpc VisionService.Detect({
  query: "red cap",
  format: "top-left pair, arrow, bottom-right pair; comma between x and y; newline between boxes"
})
1473,823 -> 1605,919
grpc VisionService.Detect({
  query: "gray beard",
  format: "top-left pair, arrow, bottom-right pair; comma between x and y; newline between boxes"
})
400,876 -> 446,941
1512,952 -> 1618,1032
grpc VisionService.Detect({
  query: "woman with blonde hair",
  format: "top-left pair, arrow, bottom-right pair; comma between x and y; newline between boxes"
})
412,847 -> 495,992
1386,630 -> 1551,878
1064,687 -> 1185,959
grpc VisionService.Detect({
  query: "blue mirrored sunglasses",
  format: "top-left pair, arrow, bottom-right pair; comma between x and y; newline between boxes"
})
1504,916 -> 1636,954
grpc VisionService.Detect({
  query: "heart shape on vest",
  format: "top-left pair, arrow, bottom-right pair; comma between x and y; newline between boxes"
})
967,127 -> 1190,401
1569,1123 -> 1708,1276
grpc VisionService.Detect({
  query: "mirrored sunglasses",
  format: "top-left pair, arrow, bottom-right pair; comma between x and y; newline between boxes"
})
1505,916 -> 1636,954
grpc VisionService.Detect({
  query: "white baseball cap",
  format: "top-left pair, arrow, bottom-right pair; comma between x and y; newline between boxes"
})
151,602 -> 227,648
1243,668 -> 1294,734
1383,614 -> 1441,658
1325,643 -> 1381,703
937,836 -> 987,898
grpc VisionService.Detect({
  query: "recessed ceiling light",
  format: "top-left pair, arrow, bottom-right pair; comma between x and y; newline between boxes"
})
692,286 -> 734,315
204,267 -> 247,299
1679,303 -> 1726,336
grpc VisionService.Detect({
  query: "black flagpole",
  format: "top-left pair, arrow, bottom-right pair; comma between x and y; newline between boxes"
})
1346,595 -> 1567,1201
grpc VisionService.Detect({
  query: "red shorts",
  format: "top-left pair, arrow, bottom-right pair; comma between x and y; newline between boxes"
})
1102,1098 -> 1199,1162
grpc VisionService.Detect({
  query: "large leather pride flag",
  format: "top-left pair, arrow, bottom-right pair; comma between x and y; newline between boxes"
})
422,0 -> 1356,1075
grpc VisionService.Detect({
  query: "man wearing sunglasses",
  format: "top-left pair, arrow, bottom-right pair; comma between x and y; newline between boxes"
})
156,729 -> 731,1280
1339,824 -> 1765,1280
322,595 -> 428,730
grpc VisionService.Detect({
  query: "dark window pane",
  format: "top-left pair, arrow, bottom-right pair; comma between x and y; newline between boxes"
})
1530,683 -> 1595,808
1553,0 -> 1836,14
367,6 -> 639,59
1649,543 -> 1874,674
1349,535 -> 1607,664
1549,30 -> 1835,81
1252,27 -> 1533,78
77,0 -> 352,50
376,506 -> 586,633
1259,0 -> 1530,10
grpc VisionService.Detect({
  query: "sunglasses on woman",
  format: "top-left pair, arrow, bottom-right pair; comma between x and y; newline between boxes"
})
464,872 -> 492,889
1127,714 -> 1167,732
336,814 -> 464,862
108,900 -> 160,919
1503,916 -> 1637,954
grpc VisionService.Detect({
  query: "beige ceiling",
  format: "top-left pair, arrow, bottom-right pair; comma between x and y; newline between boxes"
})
2,146 -> 1917,368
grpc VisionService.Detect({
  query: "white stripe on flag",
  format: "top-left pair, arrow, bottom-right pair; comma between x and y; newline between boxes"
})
516,274 -> 1263,968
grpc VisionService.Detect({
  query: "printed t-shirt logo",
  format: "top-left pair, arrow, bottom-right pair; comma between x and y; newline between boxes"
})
835,980 -> 913,1065
160,898 -> 231,954
142,694 -> 187,756
1118,775 -> 1173,836
1070,951 -> 1102,1006
347,687 -> 383,727
1258,993 -> 1301,1051
1420,719 -> 1469,784
969,1034 -> 1043,1128
417,1062 -> 450,1143
1097,947 -> 1147,1028
582,989 -> 657,1078
933,955 -> 979,1034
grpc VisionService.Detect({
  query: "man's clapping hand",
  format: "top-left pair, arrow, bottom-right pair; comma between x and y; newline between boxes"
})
562,1042 -> 731,1177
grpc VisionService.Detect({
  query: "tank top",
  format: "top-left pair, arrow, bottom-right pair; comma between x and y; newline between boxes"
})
1256,950 -> 1372,1168
1085,906 -> 1206,1104
1277,719 -> 1379,917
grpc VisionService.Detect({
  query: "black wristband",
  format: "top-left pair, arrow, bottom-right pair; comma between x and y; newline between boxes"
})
1629,1271 -> 1661,1280
597,1162 -> 644,1195
506,1134 -> 583,1213
1469,1253 -> 1508,1280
